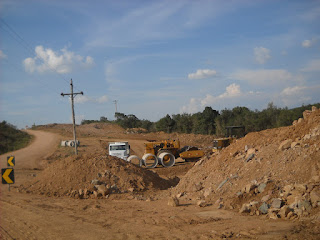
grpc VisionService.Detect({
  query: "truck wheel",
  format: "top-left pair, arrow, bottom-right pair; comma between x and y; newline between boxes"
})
157,150 -> 175,167
127,155 -> 142,167
142,153 -> 158,168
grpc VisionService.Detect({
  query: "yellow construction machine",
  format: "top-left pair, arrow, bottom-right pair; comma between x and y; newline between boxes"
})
143,140 -> 204,167
212,126 -> 245,152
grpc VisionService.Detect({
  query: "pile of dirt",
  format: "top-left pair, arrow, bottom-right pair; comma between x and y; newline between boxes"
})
20,153 -> 172,198
173,106 -> 320,220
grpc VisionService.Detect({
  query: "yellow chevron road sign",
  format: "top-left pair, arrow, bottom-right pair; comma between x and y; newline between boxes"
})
7,156 -> 15,167
2,168 -> 15,184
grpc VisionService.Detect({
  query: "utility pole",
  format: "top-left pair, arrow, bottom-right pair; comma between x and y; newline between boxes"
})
61,79 -> 83,155
113,100 -> 118,113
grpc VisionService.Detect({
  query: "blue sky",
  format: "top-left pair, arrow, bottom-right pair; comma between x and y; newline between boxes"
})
1,0 -> 320,128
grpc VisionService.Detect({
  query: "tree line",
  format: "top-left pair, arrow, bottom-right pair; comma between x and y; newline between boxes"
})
81,102 -> 320,136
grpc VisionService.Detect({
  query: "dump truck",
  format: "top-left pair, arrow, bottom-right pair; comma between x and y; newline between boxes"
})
213,126 -> 245,152
108,142 -> 130,161
142,139 -> 204,168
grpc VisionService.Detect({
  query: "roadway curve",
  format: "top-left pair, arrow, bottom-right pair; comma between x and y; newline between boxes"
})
0,130 -> 60,170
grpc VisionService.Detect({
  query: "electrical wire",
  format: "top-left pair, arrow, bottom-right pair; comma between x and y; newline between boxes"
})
0,17 -> 82,92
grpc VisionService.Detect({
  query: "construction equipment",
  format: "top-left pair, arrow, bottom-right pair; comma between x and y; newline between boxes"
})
143,140 -> 204,168
213,126 -> 245,152
108,142 -> 130,161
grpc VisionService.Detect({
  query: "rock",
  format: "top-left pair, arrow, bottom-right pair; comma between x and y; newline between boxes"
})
303,110 -> 312,119
203,187 -> 213,198
303,134 -> 311,141
246,148 -> 256,158
258,183 -> 267,193
192,183 -> 202,192
294,184 -> 307,193
312,106 -> 318,111
310,189 -> 320,207
283,185 -> 293,193
168,197 -> 179,207
197,200 -> 207,207
291,142 -> 300,148
93,191 -> 102,198
271,198 -> 283,209
298,118 -> 303,123
269,212 -> 279,220
128,187 -> 135,193
279,139 -> 293,151
239,204 -> 251,213
97,185 -> 109,196
79,189 -> 84,196
259,202 -> 270,214
244,183 -> 257,193
91,179 -> 101,185
298,200 -> 312,212
278,206 -> 291,218
286,211 -> 295,219
292,120 -> 298,125
261,195 -> 270,202
245,153 -> 255,162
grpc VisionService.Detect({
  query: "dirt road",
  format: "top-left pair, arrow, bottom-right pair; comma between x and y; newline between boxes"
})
0,130 -> 60,170
0,129 -> 314,239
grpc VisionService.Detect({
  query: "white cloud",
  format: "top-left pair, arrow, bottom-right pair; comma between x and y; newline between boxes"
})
23,46 -> 94,74
200,83 -> 242,106
302,39 -> 312,48
188,69 -> 217,80
254,47 -> 271,64
301,59 -> 320,72
74,94 -> 109,104
279,85 -> 320,107
232,69 -> 297,86
0,50 -> 7,59
97,95 -> 108,103
181,83 -> 247,113
302,37 -> 319,48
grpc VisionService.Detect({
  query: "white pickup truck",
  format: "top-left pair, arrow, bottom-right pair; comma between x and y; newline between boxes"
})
108,142 -> 130,161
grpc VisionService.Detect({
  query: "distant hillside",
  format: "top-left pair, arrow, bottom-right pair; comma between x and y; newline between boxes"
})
0,121 -> 32,154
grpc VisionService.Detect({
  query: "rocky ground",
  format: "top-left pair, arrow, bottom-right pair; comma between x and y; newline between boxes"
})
1,107 -> 319,239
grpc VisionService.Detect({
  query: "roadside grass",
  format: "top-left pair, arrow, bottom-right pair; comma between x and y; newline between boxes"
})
0,121 -> 33,154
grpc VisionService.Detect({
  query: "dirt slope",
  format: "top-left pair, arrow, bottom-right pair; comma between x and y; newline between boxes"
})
173,107 -> 320,220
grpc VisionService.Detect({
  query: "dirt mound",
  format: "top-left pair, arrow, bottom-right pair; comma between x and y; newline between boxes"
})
173,107 -> 320,219
20,153 -> 172,198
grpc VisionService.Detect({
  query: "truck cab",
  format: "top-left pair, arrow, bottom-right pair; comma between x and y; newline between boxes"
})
108,142 -> 130,161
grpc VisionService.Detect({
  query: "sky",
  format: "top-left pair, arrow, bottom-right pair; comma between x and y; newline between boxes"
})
0,0 -> 320,129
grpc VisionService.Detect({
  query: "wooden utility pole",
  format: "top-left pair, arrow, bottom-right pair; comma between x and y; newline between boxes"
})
113,100 -> 118,113
61,79 -> 83,155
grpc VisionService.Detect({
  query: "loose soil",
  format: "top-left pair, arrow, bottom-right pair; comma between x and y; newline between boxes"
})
1,109 -> 320,239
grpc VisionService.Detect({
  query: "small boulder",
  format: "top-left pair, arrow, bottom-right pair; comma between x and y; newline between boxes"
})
298,118 -> 303,123
279,139 -> 292,151
312,106 -> 318,112
197,200 -> 207,207
239,203 -> 251,213
244,183 -> 257,193
259,202 -> 270,214
271,198 -> 283,209
257,183 -> 267,193
261,195 -> 270,203
310,189 -> 320,207
278,205 -> 291,218
168,196 -> 179,207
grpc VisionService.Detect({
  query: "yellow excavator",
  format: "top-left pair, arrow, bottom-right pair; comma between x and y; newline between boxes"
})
143,140 -> 204,167
212,126 -> 245,152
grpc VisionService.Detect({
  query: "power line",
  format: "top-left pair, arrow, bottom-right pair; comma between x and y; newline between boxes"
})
0,17 -> 82,92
